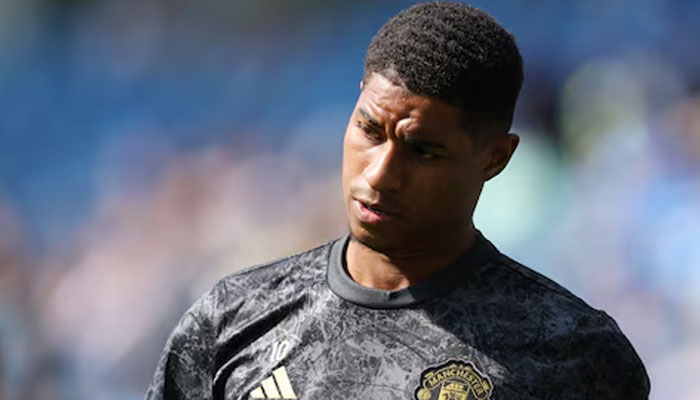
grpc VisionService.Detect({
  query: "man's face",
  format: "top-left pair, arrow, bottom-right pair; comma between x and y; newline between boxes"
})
342,73 -> 489,254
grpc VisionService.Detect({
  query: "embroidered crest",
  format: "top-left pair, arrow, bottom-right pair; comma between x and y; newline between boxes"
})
414,360 -> 493,400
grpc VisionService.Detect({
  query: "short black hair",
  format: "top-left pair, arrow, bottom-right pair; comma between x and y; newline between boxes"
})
364,2 -> 523,136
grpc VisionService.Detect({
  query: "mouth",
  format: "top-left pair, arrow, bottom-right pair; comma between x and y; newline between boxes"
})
363,202 -> 388,215
353,199 -> 397,223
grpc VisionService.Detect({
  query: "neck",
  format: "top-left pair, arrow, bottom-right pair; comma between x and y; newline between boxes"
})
345,227 -> 477,291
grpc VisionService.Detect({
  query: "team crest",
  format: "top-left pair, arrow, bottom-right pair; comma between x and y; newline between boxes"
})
414,360 -> 493,400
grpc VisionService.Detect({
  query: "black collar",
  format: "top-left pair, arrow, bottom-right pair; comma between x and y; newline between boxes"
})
326,232 -> 499,309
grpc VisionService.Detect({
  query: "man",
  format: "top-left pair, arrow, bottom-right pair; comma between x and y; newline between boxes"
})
146,3 -> 650,399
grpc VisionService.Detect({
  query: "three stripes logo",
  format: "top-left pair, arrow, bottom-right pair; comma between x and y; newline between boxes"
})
249,366 -> 297,399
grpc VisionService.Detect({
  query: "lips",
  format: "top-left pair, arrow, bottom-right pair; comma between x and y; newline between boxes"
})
353,199 -> 397,223
363,203 -> 387,215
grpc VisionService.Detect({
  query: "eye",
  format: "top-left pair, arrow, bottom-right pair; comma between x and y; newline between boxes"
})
356,122 -> 384,142
411,145 -> 440,160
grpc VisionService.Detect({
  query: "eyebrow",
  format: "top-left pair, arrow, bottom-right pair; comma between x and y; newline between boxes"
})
405,136 -> 446,149
358,108 -> 382,128
358,107 -> 446,149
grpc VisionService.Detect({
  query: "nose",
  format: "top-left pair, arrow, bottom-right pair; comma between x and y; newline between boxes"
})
363,143 -> 404,192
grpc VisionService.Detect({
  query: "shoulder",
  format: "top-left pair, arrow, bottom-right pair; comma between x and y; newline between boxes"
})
486,253 -> 609,325
570,311 -> 650,398
146,240 -> 338,399
485,254 -> 650,398
213,237 -> 336,299
489,252 -> 634,345
184,238 -> 338,323
165,238 -> 338,343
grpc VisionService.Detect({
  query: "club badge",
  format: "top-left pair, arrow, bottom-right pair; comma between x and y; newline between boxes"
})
414,360 -> 493,400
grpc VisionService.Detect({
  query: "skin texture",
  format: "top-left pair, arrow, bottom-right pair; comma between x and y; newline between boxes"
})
342,72 -> 519,291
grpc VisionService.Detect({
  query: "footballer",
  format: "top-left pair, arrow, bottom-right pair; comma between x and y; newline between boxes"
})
146,3 -> 649,399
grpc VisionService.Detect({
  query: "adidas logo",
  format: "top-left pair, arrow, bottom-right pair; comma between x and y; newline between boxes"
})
249,366 -> 297,399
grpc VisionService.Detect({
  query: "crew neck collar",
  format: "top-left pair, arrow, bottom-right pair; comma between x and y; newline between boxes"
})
326,232 -> 499,309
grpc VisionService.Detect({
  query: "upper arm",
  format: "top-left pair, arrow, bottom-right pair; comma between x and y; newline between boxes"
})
576,313 -> 650,400
145,288 -> 219,400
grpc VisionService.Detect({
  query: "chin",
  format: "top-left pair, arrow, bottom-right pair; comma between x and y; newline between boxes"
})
348,221 -> 410,254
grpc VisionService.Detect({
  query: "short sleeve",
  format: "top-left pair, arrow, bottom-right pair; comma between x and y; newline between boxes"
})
145,288 -> 218,400
577,312 -> 650,399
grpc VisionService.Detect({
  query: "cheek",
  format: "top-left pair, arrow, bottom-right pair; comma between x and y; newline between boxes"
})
342,130 -> 371,174
411,168 -> 479,215
342,131 -> 365,192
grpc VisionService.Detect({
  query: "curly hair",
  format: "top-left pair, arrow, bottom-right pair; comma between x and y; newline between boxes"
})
364,2 -> 523,135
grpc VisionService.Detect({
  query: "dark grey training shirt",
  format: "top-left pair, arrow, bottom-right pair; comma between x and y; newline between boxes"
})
145,233 -> 650,400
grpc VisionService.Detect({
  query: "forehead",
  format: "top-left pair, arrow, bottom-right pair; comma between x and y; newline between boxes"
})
358,73 -> 467,134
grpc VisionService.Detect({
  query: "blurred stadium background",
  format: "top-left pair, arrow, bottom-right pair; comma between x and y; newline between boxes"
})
1,0 -> 699,398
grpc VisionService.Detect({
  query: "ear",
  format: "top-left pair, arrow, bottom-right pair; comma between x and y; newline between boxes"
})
359,80 -> 364,90
482,133 -> 519,181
